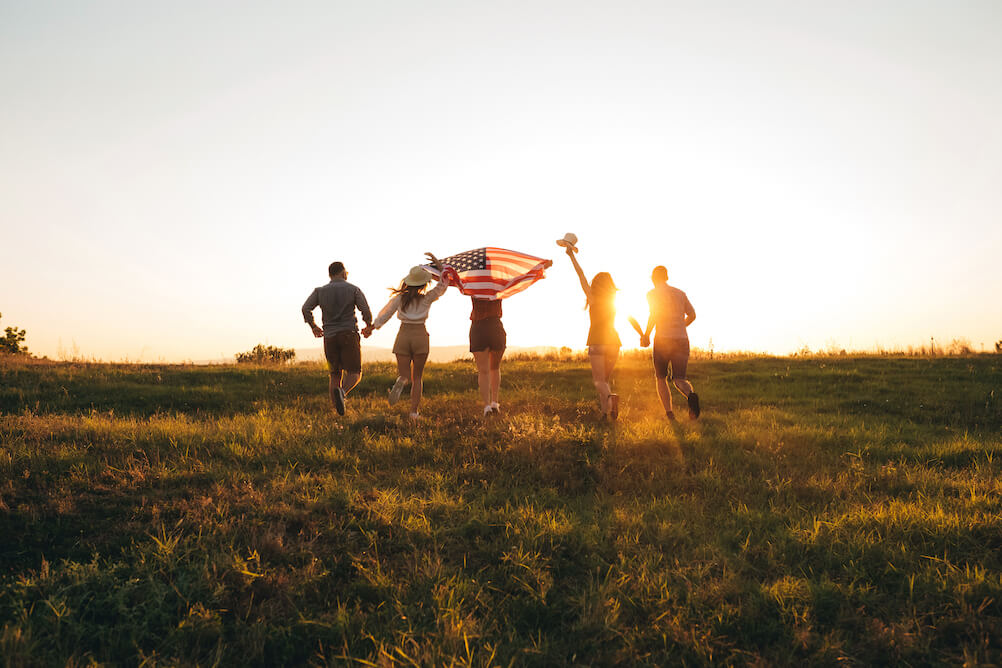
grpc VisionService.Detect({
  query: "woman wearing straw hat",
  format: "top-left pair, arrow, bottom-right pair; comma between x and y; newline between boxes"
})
363,254 -> 448,420
558,233 -> 622,420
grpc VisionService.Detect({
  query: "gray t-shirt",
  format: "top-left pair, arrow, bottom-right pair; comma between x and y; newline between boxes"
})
302,279 -> 372,336
648,283 -> 694,340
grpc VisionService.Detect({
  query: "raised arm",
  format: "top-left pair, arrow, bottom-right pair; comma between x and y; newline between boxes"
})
564,247 -> 591,300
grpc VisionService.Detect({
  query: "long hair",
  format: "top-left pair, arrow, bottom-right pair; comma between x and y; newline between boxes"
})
390,281 -> 426,311
588,272 -> 617,310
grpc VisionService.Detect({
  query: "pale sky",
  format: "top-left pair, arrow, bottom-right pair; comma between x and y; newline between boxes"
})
3,1 -> 1000,361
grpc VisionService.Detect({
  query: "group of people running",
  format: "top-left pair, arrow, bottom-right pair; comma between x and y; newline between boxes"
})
301,237 -> 700,422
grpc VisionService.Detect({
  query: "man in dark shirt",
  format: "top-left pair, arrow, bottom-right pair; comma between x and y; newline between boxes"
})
302,261 -> 372,415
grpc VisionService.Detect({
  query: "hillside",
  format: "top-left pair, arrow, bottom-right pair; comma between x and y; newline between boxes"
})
1,354 -> 1001,665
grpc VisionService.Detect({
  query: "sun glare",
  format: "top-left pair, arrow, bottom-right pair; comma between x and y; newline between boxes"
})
615,285 -> 650,344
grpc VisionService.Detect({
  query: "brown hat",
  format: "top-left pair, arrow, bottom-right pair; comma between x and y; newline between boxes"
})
403,266 -> 432,286
556,232 -> 578,252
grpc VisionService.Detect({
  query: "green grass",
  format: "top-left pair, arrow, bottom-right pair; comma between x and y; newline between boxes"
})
1,353 -> 1001,666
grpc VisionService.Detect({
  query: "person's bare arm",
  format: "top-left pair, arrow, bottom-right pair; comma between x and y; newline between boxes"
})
641,294 -> 654,347
564,247 -> 591,300
684,296 -> 696,328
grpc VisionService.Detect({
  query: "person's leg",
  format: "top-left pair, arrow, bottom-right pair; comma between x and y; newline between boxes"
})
667,339 -> 691,396
652,343 -> 674,417
324,335 -> 345,413
341,371 -> 361,395
389,354 -> 411,405
489,349 -> 503,407
604,347 -> 619,379
328,369 -> 342,410
590,352 -> 612,415
409,353 -> 428,415
605,347 -> 620,418
670,341 -> 699,418
395,353 -> 412,381
473,350 -> 492,411
340,332 -> 363,396
655,374 -> 674,416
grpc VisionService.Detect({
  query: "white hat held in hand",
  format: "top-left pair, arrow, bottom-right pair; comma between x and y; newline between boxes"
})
556,232 -> 578,252
403,266 -> 432,286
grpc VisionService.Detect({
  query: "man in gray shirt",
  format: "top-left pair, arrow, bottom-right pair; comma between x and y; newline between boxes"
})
302,261 -> 372,415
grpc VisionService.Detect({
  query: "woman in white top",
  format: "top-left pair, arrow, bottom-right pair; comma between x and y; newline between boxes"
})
363,254 -> 448,420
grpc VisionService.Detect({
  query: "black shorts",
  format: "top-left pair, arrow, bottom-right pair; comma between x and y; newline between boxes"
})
653,337 -> 689,380
324,330 -> 362,373
469,317 -> 506,353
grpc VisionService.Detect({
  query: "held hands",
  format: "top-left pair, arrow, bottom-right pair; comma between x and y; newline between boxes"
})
640,334 -> 651,348
361,325 -> 374,338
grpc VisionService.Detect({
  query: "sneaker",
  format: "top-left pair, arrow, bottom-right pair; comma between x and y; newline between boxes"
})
491,402 -> 500,415
483,405 -> 494,417
333,387 -> 346,416
388,377 -> 407,406
408,412 -> 420,421
687,392 -> 700,419
608,394 -> 619,421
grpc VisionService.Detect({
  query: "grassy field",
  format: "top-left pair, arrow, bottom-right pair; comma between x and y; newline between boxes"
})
1,352 -> 1001,666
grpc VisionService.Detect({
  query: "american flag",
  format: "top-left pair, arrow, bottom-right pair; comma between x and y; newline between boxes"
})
424,247 -> 553,300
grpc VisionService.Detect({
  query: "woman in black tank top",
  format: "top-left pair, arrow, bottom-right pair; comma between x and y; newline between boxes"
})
562,244 -> 622,420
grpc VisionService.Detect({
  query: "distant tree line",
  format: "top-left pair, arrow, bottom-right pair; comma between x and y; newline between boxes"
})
235,344 -> 296,365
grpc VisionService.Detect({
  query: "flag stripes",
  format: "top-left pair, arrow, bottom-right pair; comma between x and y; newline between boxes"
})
425,247 -> 552,300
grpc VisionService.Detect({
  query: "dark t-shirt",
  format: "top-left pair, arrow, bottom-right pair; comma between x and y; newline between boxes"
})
470,297 -> 502,321
587,297 -> 621,347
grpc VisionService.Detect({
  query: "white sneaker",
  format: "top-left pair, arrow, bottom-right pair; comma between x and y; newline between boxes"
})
388,377 -> 408,406
408,412 -> 420,421
490,402 -> 500,414
483,405 -> 494,417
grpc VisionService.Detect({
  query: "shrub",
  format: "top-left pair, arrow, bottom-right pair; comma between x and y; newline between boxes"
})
944,338 -> 973,355
235,344 -> 295,365
0,312 -> 28,355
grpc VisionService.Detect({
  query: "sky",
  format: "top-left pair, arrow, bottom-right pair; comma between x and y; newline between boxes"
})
2,0 -> 1001,361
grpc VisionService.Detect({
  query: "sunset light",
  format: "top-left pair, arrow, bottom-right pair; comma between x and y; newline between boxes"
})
3,3 -> 1002,664
2,3 -> 1000,361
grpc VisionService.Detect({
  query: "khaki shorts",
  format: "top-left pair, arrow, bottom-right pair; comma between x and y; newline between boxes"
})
392,323 -> 430,357
653,337 -> 689,380
324,330 -> 362,373
469,317 -> 506,352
